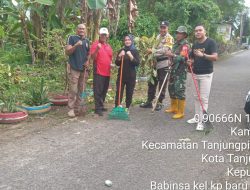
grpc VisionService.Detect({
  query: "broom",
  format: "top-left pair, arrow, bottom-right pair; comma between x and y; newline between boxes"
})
152,67 -> 171,112
188,63 -> 213,133
108,56 -> 129,120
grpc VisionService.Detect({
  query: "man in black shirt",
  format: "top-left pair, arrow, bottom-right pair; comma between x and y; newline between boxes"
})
65,24 -> 90,117
187,24 -> 218,131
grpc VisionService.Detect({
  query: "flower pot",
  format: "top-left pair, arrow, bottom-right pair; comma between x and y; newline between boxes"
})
0,110 -> 28,124
20,103 -> 51,114
50,95 -> 68,106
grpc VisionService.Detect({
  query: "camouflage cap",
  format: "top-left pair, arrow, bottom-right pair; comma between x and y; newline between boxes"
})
176,26 -> 188,35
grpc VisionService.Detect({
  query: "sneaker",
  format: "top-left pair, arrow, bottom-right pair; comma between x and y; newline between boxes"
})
140,101 -> 152,108
68,109 -> 76,117
187,117 -> 198,124
155,103 -> 163,111
196,123 -> 204,131
74,110 -> 80,116
125,108 -> 129,114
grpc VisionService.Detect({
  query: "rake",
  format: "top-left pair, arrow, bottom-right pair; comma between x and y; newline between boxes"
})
188,64 -> 213,134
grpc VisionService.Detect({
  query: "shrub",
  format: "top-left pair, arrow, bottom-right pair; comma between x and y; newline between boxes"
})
0,95 -> 18,113
24,78 -> 50,106
36,29 -> 67,65
0,43 -> 31,66
116,12 -> 158,40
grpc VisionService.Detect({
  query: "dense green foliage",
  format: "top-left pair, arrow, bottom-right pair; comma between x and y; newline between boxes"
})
0,0 -> 249,110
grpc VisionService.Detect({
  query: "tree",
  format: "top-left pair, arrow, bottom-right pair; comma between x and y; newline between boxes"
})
0,0 -> 54,64
128,0 -> 138,32
107,0 -> 121,36
214,0 -> 245,22
154,0 -> 221,34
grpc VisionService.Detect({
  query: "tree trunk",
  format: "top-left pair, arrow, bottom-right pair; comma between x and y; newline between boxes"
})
80,0 -> 87,24
92,9 -> 102,41
114,0 -> 121,36
108,0 -> 120,36
82,1 -> 102,41
31,4 -> 43,60
20,11 -> 36,64
128,0 -> 138,33
86,9 -> 93,39
128,0 -> 131,33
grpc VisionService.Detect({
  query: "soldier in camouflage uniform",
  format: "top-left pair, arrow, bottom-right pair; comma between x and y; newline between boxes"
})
165,26 -> 190,119
140,21 -> 174,111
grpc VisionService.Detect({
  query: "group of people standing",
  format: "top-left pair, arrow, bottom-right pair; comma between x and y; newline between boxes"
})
65,24 -> 139,117
65,20 -> 218,131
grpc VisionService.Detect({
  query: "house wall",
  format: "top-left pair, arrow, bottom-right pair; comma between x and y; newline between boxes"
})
217,24 -> 232,41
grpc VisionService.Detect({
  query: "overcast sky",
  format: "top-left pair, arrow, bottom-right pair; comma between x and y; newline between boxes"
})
245,0 -> 250,7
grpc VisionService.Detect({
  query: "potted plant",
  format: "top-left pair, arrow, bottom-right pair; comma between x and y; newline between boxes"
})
21,78 -> 51,114
50,94 -> 68,106
50,64 -> 69,106
0,96 -> 28,124
49,62 -> 69,106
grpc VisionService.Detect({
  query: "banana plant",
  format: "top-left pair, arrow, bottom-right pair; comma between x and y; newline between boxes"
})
134,34 -> 160,84
82,0 -> 107,41
0,0 -> 53,64
87,0 -> 107,9
84,0 -> 138,39
128,0 -> 138,33
107,0 -> 121,37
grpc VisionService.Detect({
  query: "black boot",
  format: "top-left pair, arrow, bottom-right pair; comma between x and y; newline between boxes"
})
140,101 -> 152,108
95,110 -> 103,116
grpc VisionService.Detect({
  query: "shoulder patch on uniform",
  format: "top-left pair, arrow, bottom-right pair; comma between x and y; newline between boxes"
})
165,35 -> 174,49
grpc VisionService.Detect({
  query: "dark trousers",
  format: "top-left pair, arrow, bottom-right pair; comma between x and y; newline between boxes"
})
147,67 -> 168,103
93,73 -> 110,112
115,79 -> 136,108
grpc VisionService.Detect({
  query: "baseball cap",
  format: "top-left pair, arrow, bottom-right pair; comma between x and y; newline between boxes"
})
160,21 -> 169,27
99,27 -> 109,35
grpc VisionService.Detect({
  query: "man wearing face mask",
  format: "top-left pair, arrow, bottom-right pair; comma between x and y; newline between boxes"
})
140,21 -> 174,111
65,24 -> 90,117
90,27 -> 113,116
165,26 -> 190,119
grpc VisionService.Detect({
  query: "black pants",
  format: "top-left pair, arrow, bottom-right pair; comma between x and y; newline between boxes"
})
147,67 -> 168,103
115,79 -> 136,108
93,73 -> 110,112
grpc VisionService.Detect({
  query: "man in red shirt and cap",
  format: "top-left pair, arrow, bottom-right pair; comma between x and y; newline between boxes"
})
90,28 -> 113,116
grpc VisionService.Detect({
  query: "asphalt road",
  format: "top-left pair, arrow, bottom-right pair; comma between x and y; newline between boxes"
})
1,50 -> 250,190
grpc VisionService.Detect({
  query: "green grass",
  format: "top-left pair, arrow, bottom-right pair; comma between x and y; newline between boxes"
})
0,63 -> 66,105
